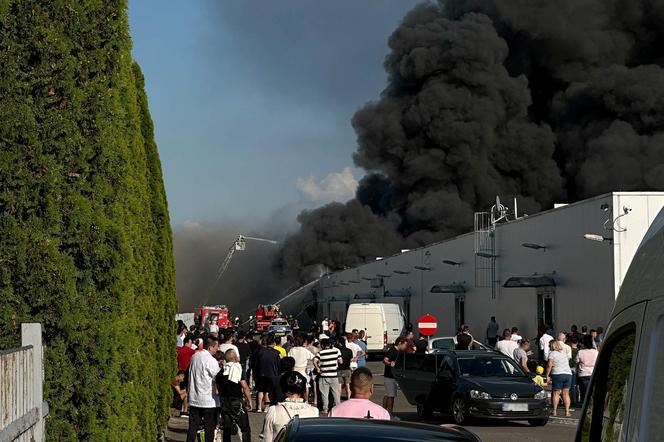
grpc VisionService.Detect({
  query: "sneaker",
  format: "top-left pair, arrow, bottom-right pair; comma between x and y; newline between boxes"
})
179,413 -> 189,419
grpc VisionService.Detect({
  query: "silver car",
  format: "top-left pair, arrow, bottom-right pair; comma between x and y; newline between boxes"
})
426,336 -> 492,353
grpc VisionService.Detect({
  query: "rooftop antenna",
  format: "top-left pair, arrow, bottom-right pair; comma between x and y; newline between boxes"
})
514,197 -> 518,219
491,195 -> 508,225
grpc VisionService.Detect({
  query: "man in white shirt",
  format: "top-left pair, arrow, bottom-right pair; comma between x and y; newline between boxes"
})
344,333 -> 364,369
495,329 -> 519,359
510,327 -> 523,343
322,317 -> 329,335
187,336 -> 221,442
208,318 -> 219,335
539,331 -> 554,361
219,334 -> 239,362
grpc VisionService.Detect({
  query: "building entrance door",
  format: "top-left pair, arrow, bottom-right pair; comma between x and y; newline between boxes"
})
537,287 -> 556,331
455,295 -> 466,332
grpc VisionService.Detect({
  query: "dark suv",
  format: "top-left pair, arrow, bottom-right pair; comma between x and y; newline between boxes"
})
395,351 -> 549,426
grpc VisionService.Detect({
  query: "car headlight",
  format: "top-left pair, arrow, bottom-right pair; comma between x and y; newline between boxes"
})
534,390 -> 547,400
469,390 -> 492,400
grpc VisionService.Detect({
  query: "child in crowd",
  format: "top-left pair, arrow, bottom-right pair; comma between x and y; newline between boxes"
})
533,365 -> 547,387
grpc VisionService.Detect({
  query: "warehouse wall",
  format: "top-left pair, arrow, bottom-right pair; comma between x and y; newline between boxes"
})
317,192 -> 664,342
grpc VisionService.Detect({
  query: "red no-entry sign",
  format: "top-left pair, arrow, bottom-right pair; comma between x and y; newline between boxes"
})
417,314 -> 438,336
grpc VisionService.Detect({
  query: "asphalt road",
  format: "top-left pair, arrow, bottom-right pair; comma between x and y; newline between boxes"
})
167,360 -> 577,442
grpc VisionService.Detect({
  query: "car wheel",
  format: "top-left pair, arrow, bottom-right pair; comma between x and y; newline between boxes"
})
452,396 -> 468,425
528,418 -> 548,427
417,403 -> 432,418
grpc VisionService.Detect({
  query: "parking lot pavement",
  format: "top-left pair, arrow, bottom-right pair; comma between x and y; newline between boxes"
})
167,360 -> 577,441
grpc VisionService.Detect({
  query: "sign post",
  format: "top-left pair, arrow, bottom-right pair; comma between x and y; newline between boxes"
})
417,314 -> 438,350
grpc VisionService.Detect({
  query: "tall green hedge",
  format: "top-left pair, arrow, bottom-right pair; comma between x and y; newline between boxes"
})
0,1 -> 177,441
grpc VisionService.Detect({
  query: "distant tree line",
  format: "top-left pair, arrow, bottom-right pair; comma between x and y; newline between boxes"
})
0,1 -> 177,441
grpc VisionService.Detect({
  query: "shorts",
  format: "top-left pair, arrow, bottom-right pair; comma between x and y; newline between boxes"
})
338,369 -> 352,385
256,376 -> 271,394
383,377 -> 398,397
551,374 -> 573,391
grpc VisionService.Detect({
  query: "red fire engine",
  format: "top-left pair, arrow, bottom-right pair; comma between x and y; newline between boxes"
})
255,304 -> 280,332
194,305 -> 233,329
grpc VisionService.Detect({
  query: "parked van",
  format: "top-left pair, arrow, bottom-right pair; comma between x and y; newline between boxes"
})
575,208 -> 664,441
345,303 -> 405,356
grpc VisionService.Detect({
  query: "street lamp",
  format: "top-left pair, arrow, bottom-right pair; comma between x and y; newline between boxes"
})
584,233 -> 613,244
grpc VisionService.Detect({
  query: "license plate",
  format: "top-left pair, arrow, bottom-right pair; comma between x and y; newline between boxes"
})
502,403 -> 528,412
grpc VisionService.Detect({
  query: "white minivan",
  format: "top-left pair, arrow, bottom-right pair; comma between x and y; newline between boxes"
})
345,303 -> 406,356
575,207 -> 664,441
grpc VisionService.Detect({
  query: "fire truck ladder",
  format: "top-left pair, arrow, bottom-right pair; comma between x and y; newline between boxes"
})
201,234 -> 277,305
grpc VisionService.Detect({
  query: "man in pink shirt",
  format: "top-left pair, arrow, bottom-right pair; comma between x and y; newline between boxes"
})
329,367 -> 391,420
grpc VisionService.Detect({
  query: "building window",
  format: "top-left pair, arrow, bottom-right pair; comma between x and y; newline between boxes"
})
579,326 -> 636,441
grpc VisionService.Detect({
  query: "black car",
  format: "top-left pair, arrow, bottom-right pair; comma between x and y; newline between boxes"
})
274,417 -> 481,442
395,350 -> 550,426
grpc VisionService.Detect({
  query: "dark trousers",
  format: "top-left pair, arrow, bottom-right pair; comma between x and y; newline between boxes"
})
570,369 -> 578,405
186,406 -> 218,442
578,376 -> 592,403
220,397 -> 251,442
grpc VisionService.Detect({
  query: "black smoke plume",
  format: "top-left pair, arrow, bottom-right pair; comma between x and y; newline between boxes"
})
278,0 -> 664,278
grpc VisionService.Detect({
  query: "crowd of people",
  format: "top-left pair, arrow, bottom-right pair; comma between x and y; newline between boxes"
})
479,317 -> 601,418
446,317 -> 601,418
174,320 -> 399,442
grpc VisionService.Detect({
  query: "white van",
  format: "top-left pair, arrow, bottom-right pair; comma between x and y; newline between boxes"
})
575,207 -> 664,441
345,303 -> 405,356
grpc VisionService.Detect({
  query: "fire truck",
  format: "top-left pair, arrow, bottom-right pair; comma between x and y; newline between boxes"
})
254,304 -> 280,332
194,305 -> 233,329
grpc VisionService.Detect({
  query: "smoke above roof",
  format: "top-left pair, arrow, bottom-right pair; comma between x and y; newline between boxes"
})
278,0 -> 664,278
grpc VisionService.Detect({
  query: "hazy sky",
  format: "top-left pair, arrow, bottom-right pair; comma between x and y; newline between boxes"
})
128,0 -> 420,226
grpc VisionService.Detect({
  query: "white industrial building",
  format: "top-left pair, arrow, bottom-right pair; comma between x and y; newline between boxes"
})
312,192 -> 664,340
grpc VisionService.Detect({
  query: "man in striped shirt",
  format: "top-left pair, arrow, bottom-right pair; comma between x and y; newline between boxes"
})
314,338 -> 342,414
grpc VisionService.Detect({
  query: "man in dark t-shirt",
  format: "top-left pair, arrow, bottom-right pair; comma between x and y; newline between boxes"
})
235,331 -> 251,365
257,335 -> 283,405
414,334 -> 428,354
455,325 -> 473,350
336,337 -> 353,400
383,337 -> 408,414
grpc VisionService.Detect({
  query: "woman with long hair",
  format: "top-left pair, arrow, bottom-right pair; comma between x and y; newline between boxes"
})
545,339 -> 573,417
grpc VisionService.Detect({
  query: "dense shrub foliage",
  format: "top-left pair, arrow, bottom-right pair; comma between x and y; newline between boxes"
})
0,1 -> 177,440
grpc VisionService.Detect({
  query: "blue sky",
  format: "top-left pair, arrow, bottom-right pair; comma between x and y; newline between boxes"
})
128,0 -> 420,226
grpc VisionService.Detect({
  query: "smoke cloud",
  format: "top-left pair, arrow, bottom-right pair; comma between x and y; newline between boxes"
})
173,221 -> 289,314
278,0 -> 664,278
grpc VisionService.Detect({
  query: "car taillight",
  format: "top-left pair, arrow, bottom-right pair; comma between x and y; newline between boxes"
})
384,331 -> 388,345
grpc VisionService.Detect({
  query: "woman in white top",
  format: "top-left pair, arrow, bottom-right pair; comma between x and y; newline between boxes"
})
545,340 -> 573,417
261,371 -> 318,441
